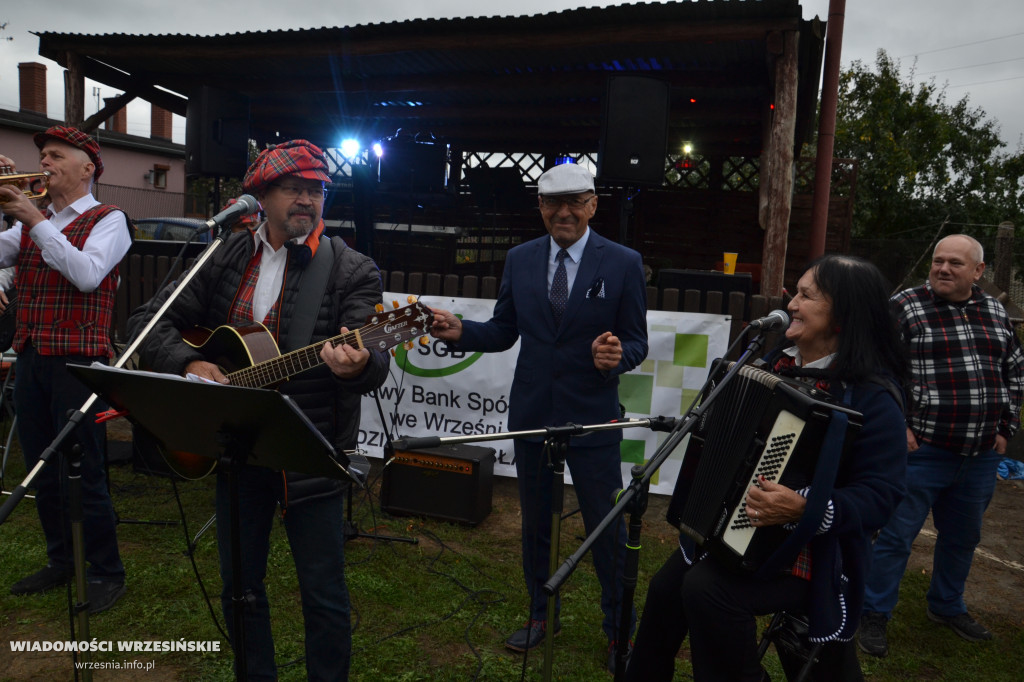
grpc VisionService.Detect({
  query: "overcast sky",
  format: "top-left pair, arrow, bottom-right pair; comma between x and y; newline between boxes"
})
1,0 -> 1021,150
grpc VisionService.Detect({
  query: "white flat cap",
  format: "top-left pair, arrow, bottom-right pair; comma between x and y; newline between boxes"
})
537,163 -> 595,195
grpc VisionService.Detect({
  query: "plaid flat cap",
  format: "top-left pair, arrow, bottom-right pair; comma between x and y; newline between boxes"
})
33,126 -> 104,180
243,139 -> 331,193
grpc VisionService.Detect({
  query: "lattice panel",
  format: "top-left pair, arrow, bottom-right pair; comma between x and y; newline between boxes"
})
665,153 -> 709,189
723,157 -> 760,192
461,152 -> 544,184
459,152 -> 599,184
322,147 -> 364,180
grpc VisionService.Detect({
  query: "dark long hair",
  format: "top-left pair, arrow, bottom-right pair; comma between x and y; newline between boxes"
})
803,254 -> 907,387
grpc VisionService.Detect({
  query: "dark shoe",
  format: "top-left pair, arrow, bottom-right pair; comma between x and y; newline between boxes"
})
504,618 -> 560,652
926,608 -> 992,642
10,565 -> 72,595
856,611 -> 889,658
607,640 -> 633,674
87,580 -> 126,615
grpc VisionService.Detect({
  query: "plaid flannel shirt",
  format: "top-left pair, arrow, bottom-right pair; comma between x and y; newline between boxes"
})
895,282 -> 1024,456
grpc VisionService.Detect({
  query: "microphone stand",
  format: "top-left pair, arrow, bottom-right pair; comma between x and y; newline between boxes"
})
0,208 -> 254,677
392,417 -> 680,679
105,230 -> 210,529
543,325 -> 775,681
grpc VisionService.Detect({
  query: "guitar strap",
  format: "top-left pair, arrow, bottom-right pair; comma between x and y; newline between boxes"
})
283,236 -> 334,353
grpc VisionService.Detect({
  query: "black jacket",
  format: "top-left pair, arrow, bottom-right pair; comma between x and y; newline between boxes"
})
128,230 -> 390,503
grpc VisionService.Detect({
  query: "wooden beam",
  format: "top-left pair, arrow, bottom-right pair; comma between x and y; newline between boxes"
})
81,91 -> 137,134
225,63 -> 767,97
68,56 -> 189,116
39,18 -> 800,61
63,51 -> 85,128
760,30 -> 799,298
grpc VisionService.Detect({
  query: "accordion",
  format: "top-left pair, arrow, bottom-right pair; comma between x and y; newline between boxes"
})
666,361 -> 862,572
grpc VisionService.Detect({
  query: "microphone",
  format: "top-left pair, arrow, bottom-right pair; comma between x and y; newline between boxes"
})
748,309 -> 790,332
204,194 -> 259,230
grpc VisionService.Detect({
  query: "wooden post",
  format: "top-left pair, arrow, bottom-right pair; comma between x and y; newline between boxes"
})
63,51 -> 85,128
993,221 -> 1014,293
809,1 -> 846,258
760,30 -> 800,297
757,34 -> 780,232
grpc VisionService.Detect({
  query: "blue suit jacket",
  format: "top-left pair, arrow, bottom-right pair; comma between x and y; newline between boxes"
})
457,230 -> 649,446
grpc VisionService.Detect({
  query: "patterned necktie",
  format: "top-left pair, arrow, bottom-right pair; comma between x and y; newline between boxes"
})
550,248 -> 569,324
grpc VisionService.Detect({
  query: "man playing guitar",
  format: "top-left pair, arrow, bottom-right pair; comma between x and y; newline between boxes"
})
128,139 -> 390,680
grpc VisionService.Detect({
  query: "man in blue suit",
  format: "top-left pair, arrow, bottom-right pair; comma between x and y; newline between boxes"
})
430,163 -> 648,670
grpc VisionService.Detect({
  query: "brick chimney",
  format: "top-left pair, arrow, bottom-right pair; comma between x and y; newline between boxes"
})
104,97 -> 127,133
18,62 -> 47,115
151,104 -> 173,141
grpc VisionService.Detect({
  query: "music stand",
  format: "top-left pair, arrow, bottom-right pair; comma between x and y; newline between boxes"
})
69,363 -> 363,682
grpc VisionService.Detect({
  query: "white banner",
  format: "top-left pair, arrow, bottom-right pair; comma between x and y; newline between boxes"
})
358,293 -> 732,496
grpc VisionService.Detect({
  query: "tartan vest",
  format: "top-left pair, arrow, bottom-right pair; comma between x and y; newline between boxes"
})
13,204 -> 122,357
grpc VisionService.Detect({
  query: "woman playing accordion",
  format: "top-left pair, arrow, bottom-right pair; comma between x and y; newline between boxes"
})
626,255 -> 908,681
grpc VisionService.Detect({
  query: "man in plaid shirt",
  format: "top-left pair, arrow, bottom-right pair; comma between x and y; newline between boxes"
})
858,234 -> 1024,657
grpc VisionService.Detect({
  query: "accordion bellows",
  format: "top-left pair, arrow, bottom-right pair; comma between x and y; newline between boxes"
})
667,362 -> 862,572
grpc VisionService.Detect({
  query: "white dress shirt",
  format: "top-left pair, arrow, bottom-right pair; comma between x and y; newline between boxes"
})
0,194 -> 132,292
546,227 -> 591,295
249,222 -> 313,324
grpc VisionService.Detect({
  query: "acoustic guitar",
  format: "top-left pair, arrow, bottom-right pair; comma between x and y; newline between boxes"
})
154,300 -> 432,479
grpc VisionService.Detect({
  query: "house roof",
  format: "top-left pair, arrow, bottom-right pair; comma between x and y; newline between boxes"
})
34,0 -> 824,159
0,108 -> 185,157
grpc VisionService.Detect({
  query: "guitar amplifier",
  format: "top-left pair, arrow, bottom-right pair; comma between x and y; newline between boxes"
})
380,443 -> 495,526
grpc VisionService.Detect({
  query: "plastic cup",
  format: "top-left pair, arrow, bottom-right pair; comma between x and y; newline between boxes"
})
723,252 -> 738,275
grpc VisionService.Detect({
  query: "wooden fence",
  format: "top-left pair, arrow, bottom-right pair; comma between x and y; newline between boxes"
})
114,254 -> 784,356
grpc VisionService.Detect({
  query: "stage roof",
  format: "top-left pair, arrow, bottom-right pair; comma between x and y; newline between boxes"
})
36,0 -> 824,159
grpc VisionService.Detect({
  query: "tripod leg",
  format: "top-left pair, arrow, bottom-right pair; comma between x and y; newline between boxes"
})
68,444 -> 94,681
542,437 -> 568,682
224,455 -> 248,681
188,513 -> 217,554
613,466 -> 649,680
346,481 -> 418,545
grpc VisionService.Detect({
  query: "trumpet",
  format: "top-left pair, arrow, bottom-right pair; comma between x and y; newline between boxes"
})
0,167 -> 51,203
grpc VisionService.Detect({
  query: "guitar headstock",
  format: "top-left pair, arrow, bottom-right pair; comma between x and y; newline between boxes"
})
364,296 -> 432,354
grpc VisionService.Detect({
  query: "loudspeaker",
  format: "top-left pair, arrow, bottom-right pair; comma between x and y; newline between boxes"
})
381,444 -> 495,525
598,76 -> 670,185
186,86 -> 250,177
377,140 -> 447,192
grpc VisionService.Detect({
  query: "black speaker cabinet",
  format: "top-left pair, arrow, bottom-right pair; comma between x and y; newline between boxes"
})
186,86 -> 251,177
381,443 -> 495,525
377,140 -> 448,192
598,75 -> 670,185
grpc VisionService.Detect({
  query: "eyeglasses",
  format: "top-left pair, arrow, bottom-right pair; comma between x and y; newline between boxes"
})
271,183 -> 326,201
540,195 -> 594,210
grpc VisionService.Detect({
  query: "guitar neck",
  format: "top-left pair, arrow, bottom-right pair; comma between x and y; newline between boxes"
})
226,329 -> 361,388
218,300 -> 429,388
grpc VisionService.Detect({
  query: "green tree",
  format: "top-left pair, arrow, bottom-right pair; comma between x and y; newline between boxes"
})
832,50 -> 1023,240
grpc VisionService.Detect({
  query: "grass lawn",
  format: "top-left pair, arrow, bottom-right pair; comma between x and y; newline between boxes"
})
1,426 -> 1022,680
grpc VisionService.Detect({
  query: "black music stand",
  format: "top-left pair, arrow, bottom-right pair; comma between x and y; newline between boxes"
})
69,363 -> 363,682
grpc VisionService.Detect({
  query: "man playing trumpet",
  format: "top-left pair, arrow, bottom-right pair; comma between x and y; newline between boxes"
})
0,126 -> 130,614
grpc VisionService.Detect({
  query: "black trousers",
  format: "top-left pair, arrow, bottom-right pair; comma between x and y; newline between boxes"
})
626,549 -> 862,682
